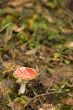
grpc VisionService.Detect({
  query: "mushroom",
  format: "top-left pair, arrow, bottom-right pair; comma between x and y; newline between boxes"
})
13,67 -> 38,94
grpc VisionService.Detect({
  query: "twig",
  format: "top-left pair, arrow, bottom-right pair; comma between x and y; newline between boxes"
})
46,80 -> 53,93
33,90 -> 43,105
29,91 -> 66,104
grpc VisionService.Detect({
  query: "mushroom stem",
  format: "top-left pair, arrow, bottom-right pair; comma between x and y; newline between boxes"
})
19,80 -> 28,94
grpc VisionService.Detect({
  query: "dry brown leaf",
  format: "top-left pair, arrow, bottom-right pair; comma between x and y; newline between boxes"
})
64,41 -> 73,49
39,104 -> 56,110
69,77 -> 73,84
8,101 -> 23,110
44,15 -> 54,23
60,27 -> 73,34
8,0 -> 24,11
25,48 -> 38,55
62,97 -> 73,105
8,0 -> 24,7
13,25 -> 24,32
3,61 -> 20,72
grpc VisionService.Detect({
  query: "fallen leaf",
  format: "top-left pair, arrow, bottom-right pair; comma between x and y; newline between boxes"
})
62,97 -> 73,105
25,48 -> 38,55
65,41 -> 73,49
3,60 -> 20,73
39,104 -> 56,110
13,25 -> 24,32
8,101 -> 23,110
60,27 -> 73,34
14,96 -> 30,107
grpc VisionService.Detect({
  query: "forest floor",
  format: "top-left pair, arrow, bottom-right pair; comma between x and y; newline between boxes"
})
0,0 -> 73,110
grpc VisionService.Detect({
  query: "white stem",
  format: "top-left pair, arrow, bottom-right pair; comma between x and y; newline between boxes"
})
16,79 -> 22,83
19,80 -> 28,94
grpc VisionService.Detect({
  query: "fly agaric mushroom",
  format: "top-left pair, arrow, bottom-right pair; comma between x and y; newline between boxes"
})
13,67 -> 37,94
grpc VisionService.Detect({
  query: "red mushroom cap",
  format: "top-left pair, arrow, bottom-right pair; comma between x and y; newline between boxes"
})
13,67 -> 37,80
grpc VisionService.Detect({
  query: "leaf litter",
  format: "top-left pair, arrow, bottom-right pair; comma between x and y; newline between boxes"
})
0,0 -> 73,110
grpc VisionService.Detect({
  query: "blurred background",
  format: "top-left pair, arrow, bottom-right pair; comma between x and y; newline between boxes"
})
0,0 -> 73,110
